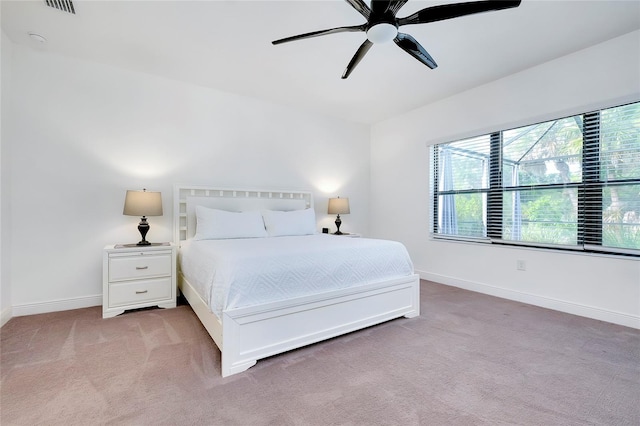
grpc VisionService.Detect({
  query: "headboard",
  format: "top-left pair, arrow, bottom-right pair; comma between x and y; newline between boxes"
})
173,185 -> 314,244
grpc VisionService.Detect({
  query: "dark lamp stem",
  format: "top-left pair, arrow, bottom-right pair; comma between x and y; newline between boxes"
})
137,216 -> 151,246
334,214 -> 343,235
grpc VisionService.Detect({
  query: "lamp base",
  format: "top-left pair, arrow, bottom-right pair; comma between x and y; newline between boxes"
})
334,214 -> 344,235
137,216 -> 151,246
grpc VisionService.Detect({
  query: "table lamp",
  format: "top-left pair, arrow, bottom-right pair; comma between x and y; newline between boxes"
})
328,197 -> 350,235
123,189 -> 163,246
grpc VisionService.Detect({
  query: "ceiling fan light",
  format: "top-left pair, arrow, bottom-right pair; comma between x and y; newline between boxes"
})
366,23 -> 398,44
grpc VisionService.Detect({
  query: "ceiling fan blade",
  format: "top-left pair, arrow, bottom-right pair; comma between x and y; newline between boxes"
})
389,0 -> 410,16
344,0 -> 371,20
371,0 -> 409,18
394,33 -> 438,69
272,24 -> 366,45
398,0 -> 521,26
370,0 -> 391,16
342,39 -> 374,79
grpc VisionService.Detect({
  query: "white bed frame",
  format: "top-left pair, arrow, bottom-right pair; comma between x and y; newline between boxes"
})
174,185 -> 420,377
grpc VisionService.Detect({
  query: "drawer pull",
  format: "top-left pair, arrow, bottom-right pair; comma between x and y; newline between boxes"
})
135,266 -> 149,270
135,290 -> 148,294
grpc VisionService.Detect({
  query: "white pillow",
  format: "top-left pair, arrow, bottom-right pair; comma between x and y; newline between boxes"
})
262,208 -> 317,237
193,206 -> 267,240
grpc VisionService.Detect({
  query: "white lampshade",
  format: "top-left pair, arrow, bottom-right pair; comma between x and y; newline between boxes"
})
123,189 -> 163,217
328,197 -> 350,215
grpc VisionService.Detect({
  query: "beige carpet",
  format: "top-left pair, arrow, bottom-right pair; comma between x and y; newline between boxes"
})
1,281 -> 639,425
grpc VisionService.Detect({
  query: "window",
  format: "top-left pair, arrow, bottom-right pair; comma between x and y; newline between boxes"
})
431,101 -> 640,256
435,135 -> 490,238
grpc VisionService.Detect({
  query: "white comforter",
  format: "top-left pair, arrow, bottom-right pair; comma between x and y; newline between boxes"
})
179,234 -> 414,318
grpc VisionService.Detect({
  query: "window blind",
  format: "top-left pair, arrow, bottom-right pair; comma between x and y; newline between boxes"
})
433,135 -> 491,239
590,103 -> 640,253
431,101 -> 640,256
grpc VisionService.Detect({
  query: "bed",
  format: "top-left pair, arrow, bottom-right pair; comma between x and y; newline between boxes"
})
174,185 -> 420,377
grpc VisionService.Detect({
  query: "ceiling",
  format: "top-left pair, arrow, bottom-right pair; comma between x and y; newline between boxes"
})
2,0 -> 639,124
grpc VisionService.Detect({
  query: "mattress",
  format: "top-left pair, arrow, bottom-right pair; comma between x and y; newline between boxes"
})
179,234 -> 414,318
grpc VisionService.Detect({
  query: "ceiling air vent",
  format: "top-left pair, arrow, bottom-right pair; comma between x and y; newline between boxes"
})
44,0 -> 75,14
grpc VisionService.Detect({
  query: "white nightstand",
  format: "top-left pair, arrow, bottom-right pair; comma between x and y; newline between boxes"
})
332,233 -> 361,238
102,243 -> 177,318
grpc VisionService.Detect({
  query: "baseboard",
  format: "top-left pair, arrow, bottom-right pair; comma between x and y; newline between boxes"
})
11,294 -> 102,318
1,306 -> 12,327
7,275 -> 639,329
418,270 -> 640,329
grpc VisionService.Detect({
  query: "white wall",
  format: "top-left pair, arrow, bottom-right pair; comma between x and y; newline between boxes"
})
6,43 -> 370,315
1,28 -> 13,326
371,30 -> 640,328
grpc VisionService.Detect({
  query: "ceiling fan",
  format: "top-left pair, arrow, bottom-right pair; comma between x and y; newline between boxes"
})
272,0 -> 522,79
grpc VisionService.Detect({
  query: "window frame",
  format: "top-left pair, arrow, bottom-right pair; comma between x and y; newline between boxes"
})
430,101 -> 640,258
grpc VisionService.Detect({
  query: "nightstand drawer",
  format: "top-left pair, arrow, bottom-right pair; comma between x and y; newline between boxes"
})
109,253 -> 172,281
108,277 -> 172,307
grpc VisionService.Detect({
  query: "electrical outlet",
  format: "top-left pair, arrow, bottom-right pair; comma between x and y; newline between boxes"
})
517,260 -> 526,271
